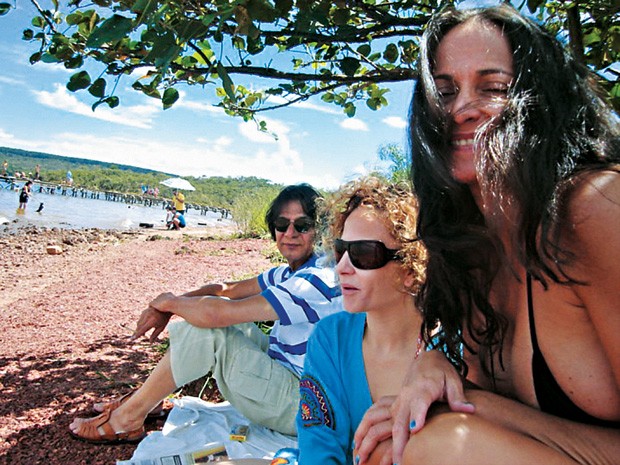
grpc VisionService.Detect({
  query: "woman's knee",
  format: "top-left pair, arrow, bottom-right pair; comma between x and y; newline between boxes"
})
402,412 -> 481,465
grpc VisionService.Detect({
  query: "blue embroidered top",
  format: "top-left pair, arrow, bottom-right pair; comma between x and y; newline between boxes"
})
297,311 -> 370,464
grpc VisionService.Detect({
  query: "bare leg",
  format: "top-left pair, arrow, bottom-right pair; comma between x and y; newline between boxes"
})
402,390 -> 620,465
70,351 -> 177,435
403,412 -> 578,465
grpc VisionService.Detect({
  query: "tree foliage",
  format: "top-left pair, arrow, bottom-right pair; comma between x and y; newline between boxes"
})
378,142 -> 411,184
1,0 -> 618,117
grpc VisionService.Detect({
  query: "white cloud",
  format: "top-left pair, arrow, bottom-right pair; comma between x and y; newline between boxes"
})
0,75 -> 23,86
32,84 -> 160,129
0,125 -> 334,187
0,128 -> 16,143
382,116 -> 407,129
174,91 -> 225,114
238,118 -> 292,144
339,118 -> 369,131
214,136 -> 233,147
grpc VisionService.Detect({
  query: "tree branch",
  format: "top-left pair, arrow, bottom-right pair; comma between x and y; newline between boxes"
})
28,0 -> 57,31
170,63 -> 417,83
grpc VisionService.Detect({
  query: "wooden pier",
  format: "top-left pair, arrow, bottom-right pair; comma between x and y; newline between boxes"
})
0,177 -> 231,218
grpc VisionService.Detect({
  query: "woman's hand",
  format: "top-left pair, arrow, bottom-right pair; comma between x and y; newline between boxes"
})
353,396 -> 397,465
355,350 -> 475,464
131,306 -> 172,342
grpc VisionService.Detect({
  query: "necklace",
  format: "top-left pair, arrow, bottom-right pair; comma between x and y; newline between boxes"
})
414,330 -> 425,359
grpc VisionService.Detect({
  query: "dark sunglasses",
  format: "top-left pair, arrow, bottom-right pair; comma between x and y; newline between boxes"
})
334,239 -> 400,270
274,216 -> 315,234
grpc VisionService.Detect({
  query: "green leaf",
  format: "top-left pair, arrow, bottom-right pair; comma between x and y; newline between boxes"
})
66,13 -> 83,26
29,52 -> 42,64
340,57 -> 359,77
144,30 -> 181,68
22,29 -> 34,40
217,62 -> 236,102
93,95 -> 119,111
344,102 -> 356,117
383,43 -> 399,63
162,87 -> 179,109
357,44 -> 371,57
321,92 -> 335,103
64,55 -> 84,69
526,0 -> 544,13
86,15 -> 133,48
201,13 -> 218,27
41,53 -> 60,63
67,70 -> 91,91
31,16 -> 45,28
332,8 -> 350,26
142,85 -> 161,99
88,78 -> 106,98
0,3 -> 12,16
132,0 -> 159,23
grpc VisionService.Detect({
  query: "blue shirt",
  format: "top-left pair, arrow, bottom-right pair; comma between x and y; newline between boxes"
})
257,254 -> 343,377
297,312 -> 369,465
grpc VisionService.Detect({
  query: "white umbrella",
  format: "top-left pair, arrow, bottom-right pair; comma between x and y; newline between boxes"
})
160,177 -> 196,191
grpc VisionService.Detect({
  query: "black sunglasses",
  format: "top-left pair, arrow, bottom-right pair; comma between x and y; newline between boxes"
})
334,239 -> 400,270
274,216 -> 315,234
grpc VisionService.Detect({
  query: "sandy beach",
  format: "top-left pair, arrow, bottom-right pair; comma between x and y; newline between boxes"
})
0,225 -> 275,464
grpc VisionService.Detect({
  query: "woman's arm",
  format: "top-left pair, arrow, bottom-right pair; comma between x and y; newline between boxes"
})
297,319 -> 354,465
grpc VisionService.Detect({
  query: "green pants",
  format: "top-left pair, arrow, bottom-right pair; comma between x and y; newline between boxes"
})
169,320 -> 300,436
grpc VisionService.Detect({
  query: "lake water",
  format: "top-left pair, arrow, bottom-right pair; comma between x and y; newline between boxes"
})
0,180 -> 236,231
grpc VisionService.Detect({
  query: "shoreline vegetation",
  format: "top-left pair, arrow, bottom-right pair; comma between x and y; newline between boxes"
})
0,225 -> 276,464
1,147 -> 287,233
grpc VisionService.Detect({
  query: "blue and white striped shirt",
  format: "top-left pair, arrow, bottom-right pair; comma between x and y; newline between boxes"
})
257,254 -> 343,377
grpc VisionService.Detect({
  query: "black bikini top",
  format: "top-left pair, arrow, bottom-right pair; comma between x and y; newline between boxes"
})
527,274 -> 619,428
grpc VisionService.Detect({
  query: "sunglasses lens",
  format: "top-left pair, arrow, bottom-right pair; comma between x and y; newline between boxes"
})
334,239 -> 395,270
274,218 -> 290,232
349,241 -> 384,269
293,218 -> 314,233
274,217 -> 314,233
334,239 -> 346,263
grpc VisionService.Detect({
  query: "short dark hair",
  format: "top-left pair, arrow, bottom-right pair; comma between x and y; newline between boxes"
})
266,184 -> 321,240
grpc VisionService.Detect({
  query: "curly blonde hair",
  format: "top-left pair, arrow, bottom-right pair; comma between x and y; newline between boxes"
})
320,176 -> 427,294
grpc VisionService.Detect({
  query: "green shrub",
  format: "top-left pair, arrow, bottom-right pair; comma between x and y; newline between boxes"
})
231,186 -> 281,237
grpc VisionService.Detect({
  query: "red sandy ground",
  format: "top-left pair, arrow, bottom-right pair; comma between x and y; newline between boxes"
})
0,226 -> 274,464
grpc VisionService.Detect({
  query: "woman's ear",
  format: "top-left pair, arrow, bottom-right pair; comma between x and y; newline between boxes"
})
402,268 -> 416,292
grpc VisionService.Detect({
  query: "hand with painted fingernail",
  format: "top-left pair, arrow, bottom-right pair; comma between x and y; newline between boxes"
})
389,350 -> 475,465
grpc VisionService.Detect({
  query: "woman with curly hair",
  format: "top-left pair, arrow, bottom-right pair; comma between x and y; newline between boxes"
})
296,176 -> 427,464
354,5 -> 620,465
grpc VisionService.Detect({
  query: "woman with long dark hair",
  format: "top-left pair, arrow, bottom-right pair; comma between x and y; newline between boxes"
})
355,5 -> 620,465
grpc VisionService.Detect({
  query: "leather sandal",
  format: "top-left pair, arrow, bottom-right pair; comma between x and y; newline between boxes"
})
93,391 -> 167,420
69,409 -> 146,444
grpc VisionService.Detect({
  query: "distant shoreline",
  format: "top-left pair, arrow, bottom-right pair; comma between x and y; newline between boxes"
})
0,221 -> 241,240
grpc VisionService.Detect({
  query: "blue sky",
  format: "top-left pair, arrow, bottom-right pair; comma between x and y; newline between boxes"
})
0,3 -> 414,190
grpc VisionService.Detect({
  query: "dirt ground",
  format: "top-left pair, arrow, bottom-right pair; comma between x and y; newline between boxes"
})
0,225 -> 274,464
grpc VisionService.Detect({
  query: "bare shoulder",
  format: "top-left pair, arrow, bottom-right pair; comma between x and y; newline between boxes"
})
567,169 -> 620,216
562,169 -> 620,246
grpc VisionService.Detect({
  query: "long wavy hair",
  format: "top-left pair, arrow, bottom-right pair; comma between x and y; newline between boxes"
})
321,176 -> 428,296
410,4 -> 620,376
